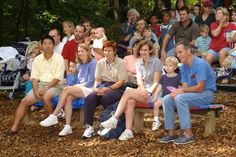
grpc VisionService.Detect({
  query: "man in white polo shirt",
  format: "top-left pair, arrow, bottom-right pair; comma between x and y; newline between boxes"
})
6,35 -> 65,135
49,28 -> 65,55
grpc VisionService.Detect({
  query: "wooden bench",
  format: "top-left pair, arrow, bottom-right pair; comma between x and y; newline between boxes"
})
134,104 -> 223,136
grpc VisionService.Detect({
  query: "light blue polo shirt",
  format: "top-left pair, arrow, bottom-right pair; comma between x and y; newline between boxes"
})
180,56 -> 216,91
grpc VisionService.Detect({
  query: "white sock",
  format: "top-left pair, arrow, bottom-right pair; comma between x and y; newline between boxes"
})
86,124 -> 93,129
125,129 -> 133,133
111,117 -> 118,122
154,116 -> 159,122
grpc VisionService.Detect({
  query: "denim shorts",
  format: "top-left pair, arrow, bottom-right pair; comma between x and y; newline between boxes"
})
207,47 -> 232,61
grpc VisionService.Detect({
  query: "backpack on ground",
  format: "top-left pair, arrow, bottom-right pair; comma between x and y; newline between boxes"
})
99,101 -> 125,139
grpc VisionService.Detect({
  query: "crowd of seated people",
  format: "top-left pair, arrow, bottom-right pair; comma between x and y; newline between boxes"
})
5,0 -> 236,145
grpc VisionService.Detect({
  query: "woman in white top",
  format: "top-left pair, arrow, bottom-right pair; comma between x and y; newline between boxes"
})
62,20 -> 75,44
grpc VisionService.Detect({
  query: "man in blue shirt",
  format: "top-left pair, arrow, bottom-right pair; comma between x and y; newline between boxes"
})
159,41 -> 216,144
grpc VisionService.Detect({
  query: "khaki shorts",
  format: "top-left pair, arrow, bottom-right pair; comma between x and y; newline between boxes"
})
27,82 -> 63,100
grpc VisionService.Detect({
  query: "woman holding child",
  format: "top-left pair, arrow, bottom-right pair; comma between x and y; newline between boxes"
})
40,43 -> 96,136
101,40 -> 163,140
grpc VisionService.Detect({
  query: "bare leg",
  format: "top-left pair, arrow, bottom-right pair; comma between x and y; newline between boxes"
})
43,92 -> 55,116
11,96 -> 38,132
125,99 -> 136,130
52,85 -> 85,116
64,95 -> 74,125
113,89 -> 147,119
63,86 -> 85,125
205,53 -> 214,65
153,100 -> 162,117
219,49 -> 229,67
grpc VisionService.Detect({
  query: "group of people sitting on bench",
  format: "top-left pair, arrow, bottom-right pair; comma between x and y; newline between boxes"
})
5,3 -> 236,145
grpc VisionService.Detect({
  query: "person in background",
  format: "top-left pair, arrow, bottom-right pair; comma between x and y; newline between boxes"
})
123,40 -> 142,84
143,26 -> 160,55
205,7 -> 236,67
62,24 -> 86,75
85,27 -> 96,46
149,15 -> 161,37
195,24 -> 211,58
122,8 -> 140,42
175,0 -> 187,21
83,19 -> 93,38
159,10 -> 175,54
170,8 -> 178,24
231,8 -> 236,25
127,31 -> 142,54
62,20 -> 75,44
195,0 -> 215,32
48,28 -> 65,55
161,6 -> 200,61
193,3 -> 201,19
101,40 -> 162,140
92,27 -> 107,61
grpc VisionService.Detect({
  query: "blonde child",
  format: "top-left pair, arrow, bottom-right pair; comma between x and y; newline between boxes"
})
23,41 -> 41,93
195,24 -> 211,59
152,56 -> 181,131
92,27 -> 107,61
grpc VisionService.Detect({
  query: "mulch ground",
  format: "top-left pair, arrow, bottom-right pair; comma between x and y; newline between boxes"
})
0,90 -> 236,157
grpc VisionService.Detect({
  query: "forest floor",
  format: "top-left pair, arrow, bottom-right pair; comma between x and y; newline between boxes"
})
0,88 -> 236,157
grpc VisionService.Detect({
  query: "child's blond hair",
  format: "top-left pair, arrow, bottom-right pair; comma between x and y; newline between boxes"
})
165,56 -> 179,68
199,24 -> 209,34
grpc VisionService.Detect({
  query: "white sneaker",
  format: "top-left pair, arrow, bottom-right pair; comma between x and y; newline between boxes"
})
118,130 -> 134,140
99,128 -> 111,136
152,120 -> 161,131
100,117 -> 118,129
58,125 -> 72,136
82,125 -> 96,139
40,114 -> 58,127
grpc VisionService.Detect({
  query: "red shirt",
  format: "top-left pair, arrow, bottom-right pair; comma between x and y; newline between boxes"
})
209,22 -> 236,51
151,24 -> 161,37
61,39 -> 78,62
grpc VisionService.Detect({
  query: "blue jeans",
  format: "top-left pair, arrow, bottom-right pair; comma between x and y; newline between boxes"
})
167,47 -> 176,57
162,90 -> 214,130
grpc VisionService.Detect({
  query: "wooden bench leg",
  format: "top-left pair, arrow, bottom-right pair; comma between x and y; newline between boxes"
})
79,108 -> 84,124
134,111 -> 144,131
22,108 -> 31,125
204,110 -> 216,136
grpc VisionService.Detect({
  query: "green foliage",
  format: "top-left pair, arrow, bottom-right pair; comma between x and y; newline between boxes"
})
171,0 -> 200,8
128,0 -> 155,17
1,0 -> 125,45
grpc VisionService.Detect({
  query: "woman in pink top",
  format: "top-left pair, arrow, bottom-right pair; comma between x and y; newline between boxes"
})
123,40 -> 141,83
205,7 -> 236,66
